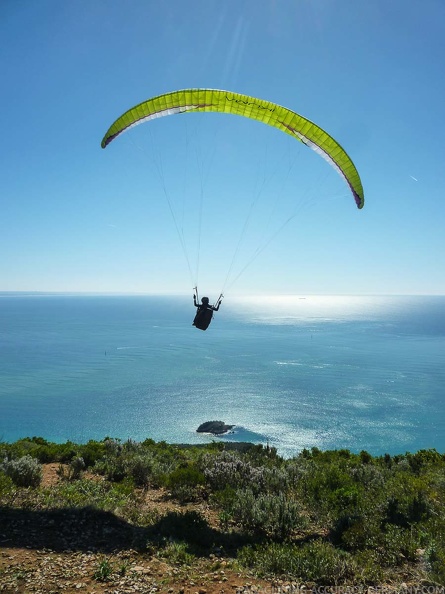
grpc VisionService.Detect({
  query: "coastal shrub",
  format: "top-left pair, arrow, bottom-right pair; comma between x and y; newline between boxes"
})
0,470 -> 15,499
77,440 -> 107,467
94,454 -> 128,482
70,456 -> 86,479
351,550 -> 384,584
349,462 -> 386,490
260,465 -> 290,494
406,449 -> 444,475
282,457 -> 310,489
57,456 -> 86,481
329,484 -> 361,511
426,539 -> 445,584
229,488 -> 306,540
40,478 -> 130,510
36,440 -> 78,464
359,450 -> 373,464
129,454 -> 154,487
165,465 -> 205,503
10,438 -> 106,466
237,540 -> 356,584
103,437 -> 124,456
383,489 -> 432,527
2,438 -> 78,464
202,451 -> 254,491
144,440 -> 188,471
122,438 -> 141,452
218,509 -> 231,531
300,465 -> 364,524
210,485 -> 237,512
94,445 -> 177,487
379,524 -> 420,566
333,514 -> 422,567
202,451 -> 287,495
332,514 -> 381,551
1,454 -> 42,487
130,451 -> 177,488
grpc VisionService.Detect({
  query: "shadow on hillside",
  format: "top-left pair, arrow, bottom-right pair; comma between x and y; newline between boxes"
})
0,506 -> 250,554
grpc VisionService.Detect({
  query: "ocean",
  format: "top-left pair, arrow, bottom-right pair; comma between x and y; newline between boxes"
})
0,293 -> 444,457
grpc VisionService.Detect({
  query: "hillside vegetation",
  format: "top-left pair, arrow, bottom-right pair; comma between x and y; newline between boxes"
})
1,437 -> 445,591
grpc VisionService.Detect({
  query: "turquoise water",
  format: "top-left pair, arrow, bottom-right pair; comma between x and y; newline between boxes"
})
1,293 -> 444,456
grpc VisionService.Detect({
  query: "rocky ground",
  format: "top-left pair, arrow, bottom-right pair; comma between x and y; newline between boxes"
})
1,548 -> 277,594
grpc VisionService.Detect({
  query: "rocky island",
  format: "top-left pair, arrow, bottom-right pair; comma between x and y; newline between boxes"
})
196,420 -> 235,435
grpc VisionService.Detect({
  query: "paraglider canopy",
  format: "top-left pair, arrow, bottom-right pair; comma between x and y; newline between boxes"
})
101,88 -> 364,209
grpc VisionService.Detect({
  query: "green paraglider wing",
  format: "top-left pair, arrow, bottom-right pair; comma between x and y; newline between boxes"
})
101,89 -> 364,209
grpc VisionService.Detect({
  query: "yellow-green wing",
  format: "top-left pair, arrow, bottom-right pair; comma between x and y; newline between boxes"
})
101,89 -> 364,209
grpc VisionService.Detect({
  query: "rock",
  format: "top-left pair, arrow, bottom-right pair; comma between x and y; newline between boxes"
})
196,421 -> 234,435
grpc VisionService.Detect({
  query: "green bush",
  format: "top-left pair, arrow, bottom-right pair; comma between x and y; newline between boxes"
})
94,454 -> 128,482
383,489 -> 432,527
202,451 -> 257,492
40,478 -> 130,510
202,450 -> 289,496
94,443 -> 177,487
426,539 -> 445,584
238,540 -> 356,584
165,465 -> 205,503
350,465 -> 387,493
229,488 -> 306,540
1,454 -> 42,487
77,440 -> 107,467
332,514 -> 380,551
352,550 -> 384,584
380,524 -> 420,566
0,470 -> 15,499
406,449 -> 444,475
57,456 -> 86,481
129,454 -> 154,487
1,437 -> 78,464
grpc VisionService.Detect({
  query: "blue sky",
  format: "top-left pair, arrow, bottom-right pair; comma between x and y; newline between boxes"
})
1,0 -> 444,296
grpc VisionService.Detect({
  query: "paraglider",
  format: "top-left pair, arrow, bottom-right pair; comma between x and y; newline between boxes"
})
101,89 -> 364,330
192,288 -> 223,331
